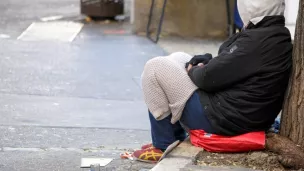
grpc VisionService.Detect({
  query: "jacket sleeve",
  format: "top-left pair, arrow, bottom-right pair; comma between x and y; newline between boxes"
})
188,35 -> 259,92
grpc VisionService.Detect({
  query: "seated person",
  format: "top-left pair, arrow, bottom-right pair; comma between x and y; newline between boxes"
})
134,0 -> 293,163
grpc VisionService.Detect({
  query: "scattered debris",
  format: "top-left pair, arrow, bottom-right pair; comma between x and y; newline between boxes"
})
115,15 -> 126,21
120,152 -> 134,160
8,127 -> 15,132
80,158 -> 113,168
103,29 -> 126,35
104,20 -> 111,24
85,17 -> 92,23
0,34 -> 10,39
89,163 -> 100,171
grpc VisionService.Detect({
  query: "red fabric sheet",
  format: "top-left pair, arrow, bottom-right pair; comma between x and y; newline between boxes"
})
190,130 -> 266,153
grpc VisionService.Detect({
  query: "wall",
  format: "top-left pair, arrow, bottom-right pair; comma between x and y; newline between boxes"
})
134,0 -> 235,39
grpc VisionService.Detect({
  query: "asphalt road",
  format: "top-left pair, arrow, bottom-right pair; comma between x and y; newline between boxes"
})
0,0 -> 166,170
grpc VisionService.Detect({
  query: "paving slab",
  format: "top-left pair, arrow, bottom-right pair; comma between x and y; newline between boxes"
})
151,140 -> 200,171
151,140 -> 256,171
158,37 -> 222,56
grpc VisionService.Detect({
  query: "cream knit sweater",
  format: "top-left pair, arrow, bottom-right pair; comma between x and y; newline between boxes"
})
141,52 -> 198,124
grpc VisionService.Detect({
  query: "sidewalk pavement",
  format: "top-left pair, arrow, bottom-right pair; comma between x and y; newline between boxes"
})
158,37 -> 222,56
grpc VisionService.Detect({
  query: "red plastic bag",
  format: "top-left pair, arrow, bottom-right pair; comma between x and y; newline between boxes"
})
190,130 -> 266,153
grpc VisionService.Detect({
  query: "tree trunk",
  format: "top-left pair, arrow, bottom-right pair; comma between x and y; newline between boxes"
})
280,0 -> 304,147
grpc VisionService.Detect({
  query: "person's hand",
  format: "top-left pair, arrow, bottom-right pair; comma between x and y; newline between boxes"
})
187,64 -> 193,72
187,63 -> 204,73
198,63 -> 204,67
188,53 -> 212,66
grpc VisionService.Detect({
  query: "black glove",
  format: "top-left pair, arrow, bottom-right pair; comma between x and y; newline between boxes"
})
185,53 -> 213,68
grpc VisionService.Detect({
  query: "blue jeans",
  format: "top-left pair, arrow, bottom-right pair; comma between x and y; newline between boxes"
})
149,92 -> 214,150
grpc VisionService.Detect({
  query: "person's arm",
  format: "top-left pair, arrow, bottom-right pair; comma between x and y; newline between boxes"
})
218,32 -> 241,54
188,35 -> 259,92
185,54 -> 212,69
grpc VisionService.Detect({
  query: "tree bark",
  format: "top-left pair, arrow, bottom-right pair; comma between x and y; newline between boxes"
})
266,133 -> 304,169
280,0 -> 304,147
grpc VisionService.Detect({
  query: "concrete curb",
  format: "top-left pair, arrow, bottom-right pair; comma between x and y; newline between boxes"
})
151,140 -> 201,171
151,140 -> 256,171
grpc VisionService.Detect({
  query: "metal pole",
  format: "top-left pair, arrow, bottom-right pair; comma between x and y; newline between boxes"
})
226,0 -> 233,36
146,0 -> 167,43
147,0 -> 156,38
130,0 -> 135,24
155,0 -> 167,43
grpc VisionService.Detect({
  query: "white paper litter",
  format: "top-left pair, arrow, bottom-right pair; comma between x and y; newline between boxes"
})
80,158 -> 113,168
40,16 -> 63,22
0,34 -> 10,39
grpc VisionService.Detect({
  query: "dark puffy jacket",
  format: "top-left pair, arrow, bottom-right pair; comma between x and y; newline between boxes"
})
188,16 -> 293,136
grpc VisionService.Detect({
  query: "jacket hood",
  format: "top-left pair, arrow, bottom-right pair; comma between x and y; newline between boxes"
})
237,0 -> 285,27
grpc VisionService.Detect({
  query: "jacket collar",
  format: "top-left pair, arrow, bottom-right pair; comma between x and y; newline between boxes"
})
246,16 -> 285,29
